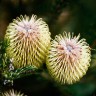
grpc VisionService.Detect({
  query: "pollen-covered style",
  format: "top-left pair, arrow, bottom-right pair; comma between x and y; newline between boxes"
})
46,32 -> 91,84
5,15 -> 51,68
1,89 -> 26,96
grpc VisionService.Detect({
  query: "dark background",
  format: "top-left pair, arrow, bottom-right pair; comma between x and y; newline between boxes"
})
0,0 -> 96,96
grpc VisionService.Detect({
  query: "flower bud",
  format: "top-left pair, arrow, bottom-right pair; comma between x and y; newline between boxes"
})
1,89 -> 26,96
5,15 -> 51,68
46,32 -> 91,84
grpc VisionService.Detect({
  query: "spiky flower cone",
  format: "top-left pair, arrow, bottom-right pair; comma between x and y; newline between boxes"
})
46,32 -> 91,84
5,15 -> 51,68
1,89 -> 26,96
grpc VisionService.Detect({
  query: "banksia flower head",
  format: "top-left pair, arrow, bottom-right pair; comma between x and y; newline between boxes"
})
46,32 -> 91,84
1,89 -> 26,96
5,15 -> 51,68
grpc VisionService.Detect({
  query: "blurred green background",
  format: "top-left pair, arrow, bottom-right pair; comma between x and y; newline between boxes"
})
0,0 -> 96,96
